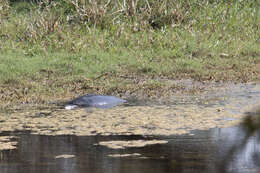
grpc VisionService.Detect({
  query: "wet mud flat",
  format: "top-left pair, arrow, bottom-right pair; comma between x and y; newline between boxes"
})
0,82 -> 259,137
0,105 -> 244,137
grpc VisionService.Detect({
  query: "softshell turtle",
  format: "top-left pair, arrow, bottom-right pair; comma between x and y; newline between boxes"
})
65,94 -> 127,109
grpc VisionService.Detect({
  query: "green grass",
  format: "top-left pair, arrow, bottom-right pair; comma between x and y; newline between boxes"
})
0,0 -> 260,105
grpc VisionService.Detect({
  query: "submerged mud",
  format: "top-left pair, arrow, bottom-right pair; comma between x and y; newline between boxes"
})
55,154 -> 75,159
0,136 -> 17,150
0,82 -> 259,150
98,140 -> 168,149
0,104 -> 252,137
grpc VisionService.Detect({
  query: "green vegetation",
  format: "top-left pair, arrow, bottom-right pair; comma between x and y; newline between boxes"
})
0,0 -> 260,105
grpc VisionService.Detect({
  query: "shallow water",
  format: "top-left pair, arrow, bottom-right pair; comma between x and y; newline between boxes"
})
0,82 -> 260,172
1,83 -> 259,136
0,125 -> 260,173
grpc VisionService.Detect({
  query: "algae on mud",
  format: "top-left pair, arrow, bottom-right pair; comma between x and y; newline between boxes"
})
0,136 -> 17,150
0,82 -> 259,138
98,140 -> 168,149
0,105 -> 249,137
0,82 -> 259,152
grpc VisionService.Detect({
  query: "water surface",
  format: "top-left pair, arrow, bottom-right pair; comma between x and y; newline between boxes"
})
0,82 -> 260,172
0,124 -> 260,173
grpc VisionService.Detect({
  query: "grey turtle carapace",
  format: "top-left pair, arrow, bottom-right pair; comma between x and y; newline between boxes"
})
65,94 -> 127,110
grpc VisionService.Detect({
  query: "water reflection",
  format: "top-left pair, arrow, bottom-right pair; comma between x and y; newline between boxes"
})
0,119 -> 259,173
218,108 -> 260,173
0,106 -> 260,173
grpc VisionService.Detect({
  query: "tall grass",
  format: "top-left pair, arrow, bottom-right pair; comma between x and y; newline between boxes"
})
1,0 -> 259,50
0,0 -> 260,81
0,0 -> 260,104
